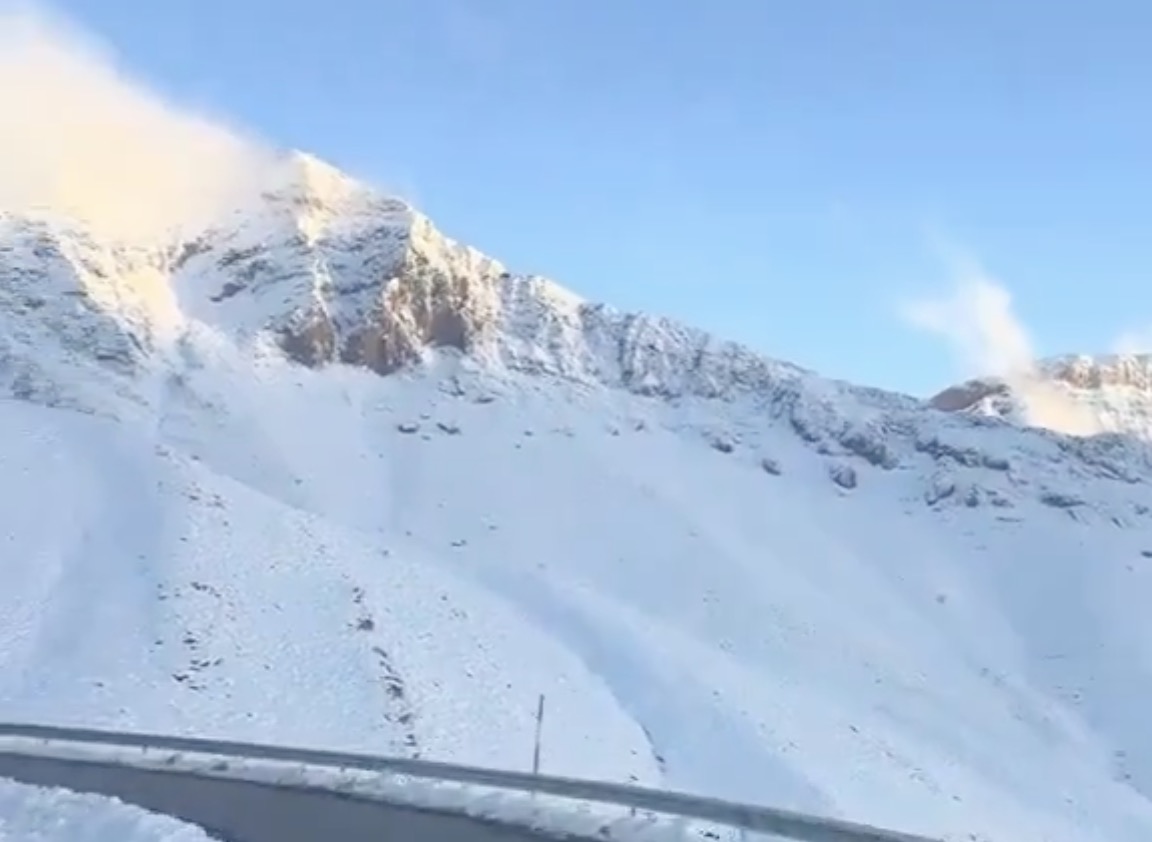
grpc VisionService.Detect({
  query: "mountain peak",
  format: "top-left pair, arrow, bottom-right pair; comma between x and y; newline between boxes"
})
265,150 -> 374,209
236,150 -> 412,235
281,150 -> 350,188
930,352 -> 1152,440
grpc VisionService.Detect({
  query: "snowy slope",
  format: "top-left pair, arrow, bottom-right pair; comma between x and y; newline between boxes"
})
3,152 -> 1152,841
0,778 -> 217,841
0,395 -> 652,784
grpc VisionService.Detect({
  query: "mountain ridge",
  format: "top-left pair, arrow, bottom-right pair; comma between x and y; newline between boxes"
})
4,151 -> 1152,525
4,148 -> 1139,417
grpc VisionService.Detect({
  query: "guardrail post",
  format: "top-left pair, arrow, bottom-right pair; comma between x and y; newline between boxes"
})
532,693 -> 545,776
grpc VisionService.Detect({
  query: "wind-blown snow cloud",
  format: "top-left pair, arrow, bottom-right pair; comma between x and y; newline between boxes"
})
0,3 -> 272,242
900,250 -> 1035,382
901,243 -> 1102,436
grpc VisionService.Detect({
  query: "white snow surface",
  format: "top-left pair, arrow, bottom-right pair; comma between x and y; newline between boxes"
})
0,778 -> 217,841
3,154 -> 1152,842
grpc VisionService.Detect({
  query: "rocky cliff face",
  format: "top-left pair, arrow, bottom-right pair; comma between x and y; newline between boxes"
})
0,152 -> 527,390
0,151 -> 866,412
154,152 -> 831,408
930,354 -> 1152,441
1045,354 -> 1152,391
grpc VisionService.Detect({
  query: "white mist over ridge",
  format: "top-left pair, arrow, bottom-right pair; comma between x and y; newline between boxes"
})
0,4 -> 275,243
902,252 -> 1150,439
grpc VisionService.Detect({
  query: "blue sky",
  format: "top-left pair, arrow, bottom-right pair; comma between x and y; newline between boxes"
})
41,0 -> 1152,395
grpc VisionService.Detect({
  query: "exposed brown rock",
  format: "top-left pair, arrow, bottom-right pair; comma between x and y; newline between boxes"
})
278,249 -> 497,375
929,379 -> 1010,412
279,315 -> 337,367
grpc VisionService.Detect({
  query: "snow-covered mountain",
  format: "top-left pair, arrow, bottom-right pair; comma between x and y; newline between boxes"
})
931,354 -> 1152,441
4,150 -> 1152,842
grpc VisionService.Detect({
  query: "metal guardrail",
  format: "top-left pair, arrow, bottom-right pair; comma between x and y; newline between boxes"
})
0,722 -> 943,842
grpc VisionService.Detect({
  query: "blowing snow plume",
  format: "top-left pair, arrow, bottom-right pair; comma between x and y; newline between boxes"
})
902,248 -> 1103,436
0,4 -> 273,242
901,252 -> 1034,382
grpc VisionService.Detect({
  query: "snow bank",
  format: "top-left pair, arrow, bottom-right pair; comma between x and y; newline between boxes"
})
0,777 -> 217,841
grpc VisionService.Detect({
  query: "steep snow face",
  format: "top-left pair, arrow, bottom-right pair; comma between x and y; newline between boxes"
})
0,213 -> 178,418
0,215 -> 180,344
931,354 -> 1152,441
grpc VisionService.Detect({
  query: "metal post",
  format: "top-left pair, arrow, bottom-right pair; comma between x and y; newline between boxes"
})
532,693 -> 545,775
